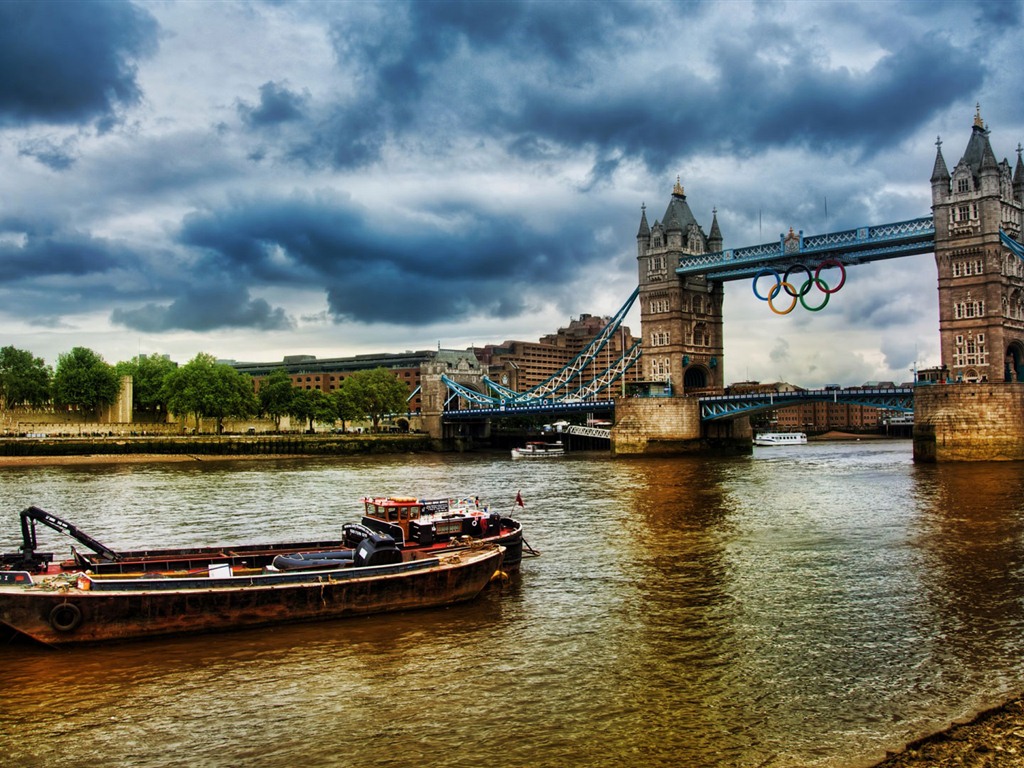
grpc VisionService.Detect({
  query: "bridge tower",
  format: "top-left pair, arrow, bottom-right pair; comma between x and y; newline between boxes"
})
636,178 -> 725,393
931,107 -> 1024,382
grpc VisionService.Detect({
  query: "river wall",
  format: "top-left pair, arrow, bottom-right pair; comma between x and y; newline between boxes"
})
0,434 -> 434,457
913,382 -> 1024,461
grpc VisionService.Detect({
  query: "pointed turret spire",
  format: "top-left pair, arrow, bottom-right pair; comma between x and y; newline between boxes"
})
931,136 -> 950,184
637,203 -> 650,239
708,207 -> 723,251
1014,144 -> 1024,203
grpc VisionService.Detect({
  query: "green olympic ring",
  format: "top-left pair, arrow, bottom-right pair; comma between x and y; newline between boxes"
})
799,278 -> 830,311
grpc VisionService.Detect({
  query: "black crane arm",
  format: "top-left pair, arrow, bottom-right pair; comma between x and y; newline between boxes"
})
18,506 -> 121,563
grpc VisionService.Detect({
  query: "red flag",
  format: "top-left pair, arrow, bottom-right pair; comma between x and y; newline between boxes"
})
515,490 -> 524,507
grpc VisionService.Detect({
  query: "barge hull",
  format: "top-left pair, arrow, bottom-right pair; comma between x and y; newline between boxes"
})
0,548 -> 503,646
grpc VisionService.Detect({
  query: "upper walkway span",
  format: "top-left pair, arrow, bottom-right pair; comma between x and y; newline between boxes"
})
676,216 -> 936,281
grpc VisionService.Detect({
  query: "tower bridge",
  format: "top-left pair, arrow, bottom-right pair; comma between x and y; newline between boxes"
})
433,108 -> 1024,460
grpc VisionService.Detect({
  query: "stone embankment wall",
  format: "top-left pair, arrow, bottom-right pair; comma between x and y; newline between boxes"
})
0,434 -> 434,458
913,383 -> 1024,461
611,396 -> 751,455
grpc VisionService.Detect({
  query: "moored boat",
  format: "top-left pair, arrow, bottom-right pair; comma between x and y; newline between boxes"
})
511,441 -> 565,459
753,431 -> 808,446
2,495 -> 528,578
0,538 -> 504,646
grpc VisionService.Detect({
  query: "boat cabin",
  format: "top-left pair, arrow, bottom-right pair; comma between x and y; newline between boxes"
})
358,496 -> 497,547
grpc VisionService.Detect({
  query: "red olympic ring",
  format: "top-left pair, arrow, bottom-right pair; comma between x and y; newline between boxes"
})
767,282 -> 798,315
752,268 -> 781,301
814,259 -> 846,293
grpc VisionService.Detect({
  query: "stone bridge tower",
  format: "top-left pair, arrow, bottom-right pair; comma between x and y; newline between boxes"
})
931,107 -> 1024,382
418,350 -> 488,445
636,178 -> 725,393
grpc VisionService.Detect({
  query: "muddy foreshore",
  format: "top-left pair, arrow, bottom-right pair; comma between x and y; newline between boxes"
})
868,694 -> 1024,767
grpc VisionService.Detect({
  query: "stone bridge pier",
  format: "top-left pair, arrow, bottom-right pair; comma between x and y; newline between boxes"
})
418,353 -> 490,448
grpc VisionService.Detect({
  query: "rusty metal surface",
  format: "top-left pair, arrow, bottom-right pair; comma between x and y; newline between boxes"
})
0,546 -> 503,646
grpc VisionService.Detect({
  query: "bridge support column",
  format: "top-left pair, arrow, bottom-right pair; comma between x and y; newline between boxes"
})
913,383 -> 1024,461
419,356 -> 490,449
611,397 -> 751,455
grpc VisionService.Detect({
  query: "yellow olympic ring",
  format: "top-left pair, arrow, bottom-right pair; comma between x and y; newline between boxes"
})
767,281 -> 798,315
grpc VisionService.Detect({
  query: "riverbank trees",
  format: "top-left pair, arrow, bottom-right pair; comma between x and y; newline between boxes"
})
1,343 -> 413,434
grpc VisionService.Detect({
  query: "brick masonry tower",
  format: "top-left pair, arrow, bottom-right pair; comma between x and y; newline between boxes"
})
930,106 -> 1024,382
636,178 -> 725,393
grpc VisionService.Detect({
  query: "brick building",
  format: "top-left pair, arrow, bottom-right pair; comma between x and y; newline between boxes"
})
472,314 -> 638,395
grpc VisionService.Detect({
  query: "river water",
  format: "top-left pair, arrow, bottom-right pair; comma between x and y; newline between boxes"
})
2,441 -> 1024,768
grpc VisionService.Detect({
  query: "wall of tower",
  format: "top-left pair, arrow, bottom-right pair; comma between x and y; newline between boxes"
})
931,120 -> 1024,383
636,189 -> 726,394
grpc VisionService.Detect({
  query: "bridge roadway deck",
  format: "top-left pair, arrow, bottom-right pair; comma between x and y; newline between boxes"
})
441,388 -> 914,423
698,387 -> 914,420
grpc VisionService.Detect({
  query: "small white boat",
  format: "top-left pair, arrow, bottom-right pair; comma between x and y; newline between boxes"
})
753,432 -> 808,446
511,441 -> 565,459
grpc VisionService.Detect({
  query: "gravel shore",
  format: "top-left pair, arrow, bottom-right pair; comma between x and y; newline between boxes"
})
869,695 -> 1024,767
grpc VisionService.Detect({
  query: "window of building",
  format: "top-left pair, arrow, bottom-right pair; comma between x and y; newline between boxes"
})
957,177 -> 969,193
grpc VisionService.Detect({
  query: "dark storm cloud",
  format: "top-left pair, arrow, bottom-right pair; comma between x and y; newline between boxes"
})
111,285 -> 294,333
503,29 -> 983,176
238,81 -> 309,127
17,137 -> 78,171
175,194 -> 598,324
0,217 -> 128,279
0,0 -> 158,128
292,0 -> 987,181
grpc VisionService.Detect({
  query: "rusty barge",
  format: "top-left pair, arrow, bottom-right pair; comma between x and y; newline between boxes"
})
0,533 -> 504,646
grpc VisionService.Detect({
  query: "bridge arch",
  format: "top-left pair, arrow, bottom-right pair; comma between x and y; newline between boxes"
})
1006,341 -> 1024,382
683,364 -> 709,389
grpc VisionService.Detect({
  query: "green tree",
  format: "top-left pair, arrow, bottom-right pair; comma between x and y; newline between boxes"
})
163,353 -> 257,433
115,353 -> 177,415
52,347 -> 120,414
289,388 -> 336,433
258,369 -> 294,430
331,380 -> 362,432
344,367 -> 409,432
0,346 -> 52,409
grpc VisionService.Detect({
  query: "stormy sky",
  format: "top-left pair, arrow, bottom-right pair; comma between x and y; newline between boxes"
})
1,0 -> 1021,387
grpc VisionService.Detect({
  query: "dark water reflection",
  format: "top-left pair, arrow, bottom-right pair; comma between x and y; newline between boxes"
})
3,443 -> 1024,767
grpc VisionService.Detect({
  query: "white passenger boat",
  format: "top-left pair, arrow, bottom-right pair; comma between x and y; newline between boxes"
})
753,432 -> 808,446
511,441 -> 565,459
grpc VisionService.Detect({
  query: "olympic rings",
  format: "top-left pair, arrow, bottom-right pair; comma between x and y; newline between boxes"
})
751,260 -> 845,313
767,282 -> 798,315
